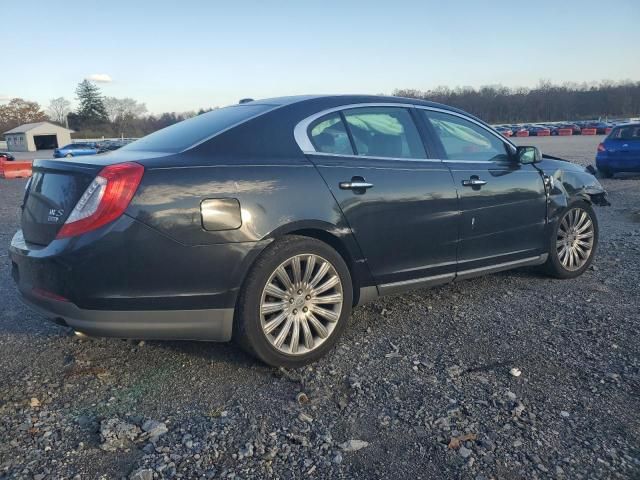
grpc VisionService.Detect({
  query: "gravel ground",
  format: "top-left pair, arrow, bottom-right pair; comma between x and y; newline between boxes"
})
1,136 -> 639,479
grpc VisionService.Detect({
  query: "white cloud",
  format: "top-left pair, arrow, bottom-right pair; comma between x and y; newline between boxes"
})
0,95 -> 11,103
86,73 -> 113,83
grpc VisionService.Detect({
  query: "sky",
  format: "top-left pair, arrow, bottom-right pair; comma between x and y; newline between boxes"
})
3,0 -> 639,114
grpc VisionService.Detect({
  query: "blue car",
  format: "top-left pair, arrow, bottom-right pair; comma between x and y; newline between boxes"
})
596,123 -> 640,177
53,142 -> 100,158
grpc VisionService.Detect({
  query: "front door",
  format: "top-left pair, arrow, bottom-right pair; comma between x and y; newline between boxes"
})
304,106 -> 459,292
419,109 -> 547,273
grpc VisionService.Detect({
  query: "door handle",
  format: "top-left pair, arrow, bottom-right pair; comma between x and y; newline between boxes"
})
462,177 -> 487,187
339,177 -> 373,190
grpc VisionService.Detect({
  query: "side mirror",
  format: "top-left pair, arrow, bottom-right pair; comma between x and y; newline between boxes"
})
516,146 -> 542,164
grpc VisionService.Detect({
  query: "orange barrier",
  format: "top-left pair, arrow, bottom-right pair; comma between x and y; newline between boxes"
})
0,159 -> 33,179
605,127 -> 613,135
536,129 -> 551,136
558,128 -> 573,136
516,130 -> 529,137
581,128 -> 597,135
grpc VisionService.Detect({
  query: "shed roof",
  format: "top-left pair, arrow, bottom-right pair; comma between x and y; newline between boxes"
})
4,122 -> 74,135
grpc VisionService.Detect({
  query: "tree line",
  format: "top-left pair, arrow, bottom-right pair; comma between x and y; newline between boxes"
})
0,80 -> 212,140
394,80 -> 640,124
2,80 -> 639,140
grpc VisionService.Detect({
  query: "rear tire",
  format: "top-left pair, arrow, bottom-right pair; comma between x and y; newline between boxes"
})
235,235 -> 353,367
65,153 -> 73,158
598,167 -> 613,179
543,201 -> 598,279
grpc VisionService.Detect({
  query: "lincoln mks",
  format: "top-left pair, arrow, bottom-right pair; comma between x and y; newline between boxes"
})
10,95 -> 608,366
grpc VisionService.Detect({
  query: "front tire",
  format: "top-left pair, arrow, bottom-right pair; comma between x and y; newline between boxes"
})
543,202 -> 598,279
235,236 -> 353,367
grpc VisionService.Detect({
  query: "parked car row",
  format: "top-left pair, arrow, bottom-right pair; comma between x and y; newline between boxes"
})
53,139 -> 135,158
494,120 -> 628,138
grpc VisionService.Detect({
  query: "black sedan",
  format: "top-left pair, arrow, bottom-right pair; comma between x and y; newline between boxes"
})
9,95 -> 608,366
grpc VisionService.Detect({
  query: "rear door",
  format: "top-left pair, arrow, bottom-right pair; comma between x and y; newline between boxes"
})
419,109 -> 547,273
300,106 -> 459,292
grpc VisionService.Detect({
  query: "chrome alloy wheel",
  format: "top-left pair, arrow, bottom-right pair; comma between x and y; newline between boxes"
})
556,207 -> 595,271
260,254 -> 343,355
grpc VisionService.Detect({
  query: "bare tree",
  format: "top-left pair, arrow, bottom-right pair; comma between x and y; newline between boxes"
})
104,97 -> 148,136
46,97 -> 71,125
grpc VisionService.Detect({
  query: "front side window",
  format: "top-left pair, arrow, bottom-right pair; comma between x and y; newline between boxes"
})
309,113 -> 354,155
342,107 -> 426,159
422,110 -> 509,162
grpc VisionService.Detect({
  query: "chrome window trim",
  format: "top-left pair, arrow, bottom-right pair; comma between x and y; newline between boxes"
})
293,102 -> 516,161
306,151 -> 443,163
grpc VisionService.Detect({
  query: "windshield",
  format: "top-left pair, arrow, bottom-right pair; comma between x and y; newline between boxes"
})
122,104 -> 275,153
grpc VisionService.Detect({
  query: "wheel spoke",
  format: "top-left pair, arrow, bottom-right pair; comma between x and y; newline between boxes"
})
576,220 -> 593,234
577,230 -> 594,239
309,261 -> 330,288
576,239 -> 591,249
276,266 -> 293,291
274,315 -> 293,348
576,211 -> 588,229
313,293 -> 342,304
307,312 -> 328,338
300,316 -> 314,350
263,311 -> 287,335
291,256 -> 302,286
261,301 -> 287,315
302,255 -> 315,284
290,317 -> 300,353
313,275 -> 340,295
311,305 -> 339,322
264,283 -> 287,299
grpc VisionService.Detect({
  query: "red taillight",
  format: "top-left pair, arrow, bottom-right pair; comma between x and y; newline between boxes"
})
597,143 -> 606,152
56,162 -> 144,239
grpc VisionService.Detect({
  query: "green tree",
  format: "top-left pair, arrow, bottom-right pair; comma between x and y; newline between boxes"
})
75,79 -> 108,122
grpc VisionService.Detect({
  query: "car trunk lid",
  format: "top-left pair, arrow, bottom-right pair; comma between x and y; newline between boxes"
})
21,160 -> 104,245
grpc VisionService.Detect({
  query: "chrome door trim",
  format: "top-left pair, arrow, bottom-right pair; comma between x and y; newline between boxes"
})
375,254 -> 548,297
455,254 -> 548,281
378,272 -> 455,296
293,102 -> 516,157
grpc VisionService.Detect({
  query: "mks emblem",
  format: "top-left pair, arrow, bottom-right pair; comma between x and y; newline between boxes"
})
47,209 -> 64,223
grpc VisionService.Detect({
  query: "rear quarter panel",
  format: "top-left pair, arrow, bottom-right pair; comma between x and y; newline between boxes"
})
127,154 -> 349,246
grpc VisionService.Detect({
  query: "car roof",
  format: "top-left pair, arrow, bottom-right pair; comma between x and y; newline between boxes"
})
245,94 -> 487,127
247,94 -> 458,111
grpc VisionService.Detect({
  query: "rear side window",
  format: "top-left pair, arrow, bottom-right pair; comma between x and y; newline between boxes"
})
422,110 -> 509,162
343,107 -> 426,159
609,126 -> 640,140
309,113 -> 354,155
122,104 -> 274,153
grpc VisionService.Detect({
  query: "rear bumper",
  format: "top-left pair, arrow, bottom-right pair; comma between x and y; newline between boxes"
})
18,287 -> 233,341
9,216 -> 270,341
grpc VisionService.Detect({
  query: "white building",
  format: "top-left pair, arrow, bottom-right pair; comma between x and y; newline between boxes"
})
3,122 -> 74,152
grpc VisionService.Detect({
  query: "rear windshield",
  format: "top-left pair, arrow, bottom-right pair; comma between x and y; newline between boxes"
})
609,125 -> 640,140
122,104 -> 275,153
